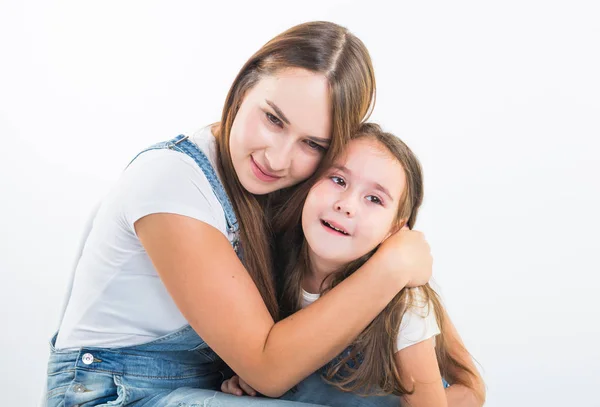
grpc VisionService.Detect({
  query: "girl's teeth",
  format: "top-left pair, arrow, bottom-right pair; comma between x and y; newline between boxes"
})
324,221 -> 347,235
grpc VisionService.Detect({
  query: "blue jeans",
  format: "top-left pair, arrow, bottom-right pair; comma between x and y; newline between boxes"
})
46,325 -> 326,406
281,372 -> 400,407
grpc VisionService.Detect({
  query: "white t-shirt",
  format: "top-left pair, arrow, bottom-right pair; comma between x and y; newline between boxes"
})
301,287 -> 440,352
55,127 -> 236,350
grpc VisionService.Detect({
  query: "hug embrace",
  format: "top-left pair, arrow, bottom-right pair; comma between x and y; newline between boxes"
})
46,21 -> 485,407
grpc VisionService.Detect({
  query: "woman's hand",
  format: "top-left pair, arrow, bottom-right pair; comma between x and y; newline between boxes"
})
378,226 -> 433,287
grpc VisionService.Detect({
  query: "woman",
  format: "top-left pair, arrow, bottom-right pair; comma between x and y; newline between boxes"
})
46,22 -> 433,406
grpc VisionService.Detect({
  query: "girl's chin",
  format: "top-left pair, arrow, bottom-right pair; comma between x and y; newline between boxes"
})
309,252 -> 349,269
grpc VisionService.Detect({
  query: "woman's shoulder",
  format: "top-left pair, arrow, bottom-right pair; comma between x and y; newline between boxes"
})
123,126 -> 220,194
125,125 -> 218,182
125,146 -> 206,181
106,140 -> 228,236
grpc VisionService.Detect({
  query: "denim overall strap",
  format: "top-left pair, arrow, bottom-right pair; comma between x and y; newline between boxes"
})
129,134 -> 238,236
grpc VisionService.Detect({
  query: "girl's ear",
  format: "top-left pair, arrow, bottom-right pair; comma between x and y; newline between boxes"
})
383,218 -> 409,241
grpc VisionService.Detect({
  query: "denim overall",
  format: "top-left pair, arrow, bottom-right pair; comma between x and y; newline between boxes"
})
45,135 -> 402,407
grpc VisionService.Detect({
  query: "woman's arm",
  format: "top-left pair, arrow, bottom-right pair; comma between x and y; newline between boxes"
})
135,213 -> 431,397
395,338 -> 448,407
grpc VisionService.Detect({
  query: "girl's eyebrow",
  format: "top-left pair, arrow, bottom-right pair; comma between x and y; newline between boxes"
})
331,164 -> 350,175
331,164 -> 393,201
374,183 -> 393,202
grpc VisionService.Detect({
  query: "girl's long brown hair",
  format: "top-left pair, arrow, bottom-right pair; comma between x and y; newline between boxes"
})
278,123 -> 483,398
213,22 -> 376,320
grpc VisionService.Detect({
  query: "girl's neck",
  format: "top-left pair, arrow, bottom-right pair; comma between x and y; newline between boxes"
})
302,247 -> 340,294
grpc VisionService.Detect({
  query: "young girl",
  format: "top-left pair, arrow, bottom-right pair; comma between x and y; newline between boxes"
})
45,23 -> 433,407
223,123 -> 485,407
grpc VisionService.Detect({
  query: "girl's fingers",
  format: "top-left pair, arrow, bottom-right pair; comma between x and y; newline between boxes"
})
221,376 -> 244,396
239,377 -> 257,396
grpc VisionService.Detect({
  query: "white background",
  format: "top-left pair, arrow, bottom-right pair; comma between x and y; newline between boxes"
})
1,1 -> 599,406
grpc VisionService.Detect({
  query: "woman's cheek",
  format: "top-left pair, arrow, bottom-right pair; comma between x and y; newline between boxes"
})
250,115 -> 271,147
291,154 -> 319,182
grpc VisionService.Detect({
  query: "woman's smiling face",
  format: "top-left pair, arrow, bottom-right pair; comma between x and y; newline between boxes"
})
229,68 -> 332,195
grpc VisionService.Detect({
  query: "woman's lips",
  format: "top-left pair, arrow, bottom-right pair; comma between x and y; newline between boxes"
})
250,156 -> 282,182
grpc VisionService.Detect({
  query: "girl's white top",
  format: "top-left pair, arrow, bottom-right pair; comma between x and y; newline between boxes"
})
301,286 -> 440,352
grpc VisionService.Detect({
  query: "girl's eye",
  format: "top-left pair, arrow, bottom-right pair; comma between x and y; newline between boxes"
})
366,195 -> 383,205
304,139 -> 326,152
266,112 -> 283,128
330,176 -> 346,187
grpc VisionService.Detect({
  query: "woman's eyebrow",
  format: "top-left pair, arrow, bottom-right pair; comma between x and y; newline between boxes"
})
266,100 -> 290,125
266,100 -> 330,145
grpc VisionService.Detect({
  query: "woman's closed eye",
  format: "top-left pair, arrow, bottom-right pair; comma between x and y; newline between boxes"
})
304,139 -> 326,152
265,112 -> 283,128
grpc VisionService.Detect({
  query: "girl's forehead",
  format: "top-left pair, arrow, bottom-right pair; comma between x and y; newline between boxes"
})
338,138 -> 393,166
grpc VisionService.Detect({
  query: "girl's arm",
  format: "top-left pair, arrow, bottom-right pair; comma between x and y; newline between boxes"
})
445,385 -> 484,407
395,338 -> 448,407
439,310 -> 486,406
394,314 -> 485,407
135,213 -> 431,397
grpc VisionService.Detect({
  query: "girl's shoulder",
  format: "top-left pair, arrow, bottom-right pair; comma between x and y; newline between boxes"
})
403,287 -> 433,318
396,287 -> 440,352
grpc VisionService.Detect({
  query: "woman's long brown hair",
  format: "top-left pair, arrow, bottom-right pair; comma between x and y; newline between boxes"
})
213,21 -> 376,320
278,123 -> 483,399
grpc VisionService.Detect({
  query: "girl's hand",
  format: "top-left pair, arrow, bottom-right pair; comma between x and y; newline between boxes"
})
445,383 -> 485,407
221,375 -> 257,397
378,226 -> 432,287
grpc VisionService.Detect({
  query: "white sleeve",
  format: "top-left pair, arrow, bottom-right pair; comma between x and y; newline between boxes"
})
395,288 -> 441,352
114,148 -> 227,236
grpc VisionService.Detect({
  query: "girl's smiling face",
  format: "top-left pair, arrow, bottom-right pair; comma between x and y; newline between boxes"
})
302,137 -> 407,271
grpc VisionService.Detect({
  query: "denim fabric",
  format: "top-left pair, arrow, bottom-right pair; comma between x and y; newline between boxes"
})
279,345 -> 450,406
280,371 -> 400,407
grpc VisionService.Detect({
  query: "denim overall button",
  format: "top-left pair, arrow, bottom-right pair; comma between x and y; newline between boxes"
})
73,383 -> 87,393
81,353 -> 94,365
